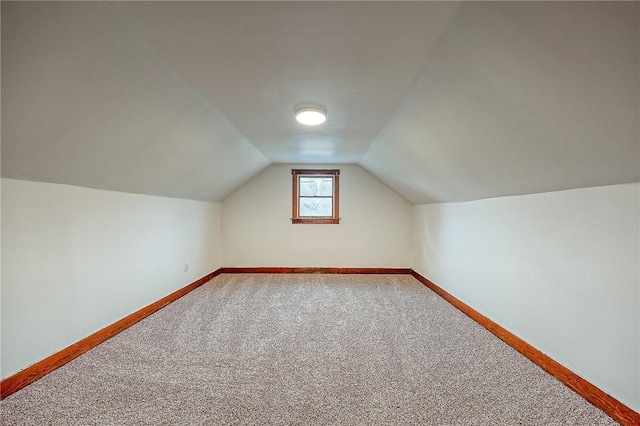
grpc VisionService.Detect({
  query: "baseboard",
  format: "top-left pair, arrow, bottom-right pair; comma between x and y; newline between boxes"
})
410,270 -> 639,426
4,267 -> 638,424
220,267 -> 411,274
0,269 -> 222,400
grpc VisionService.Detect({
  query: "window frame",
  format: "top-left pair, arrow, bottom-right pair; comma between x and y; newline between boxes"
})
291,169 -> 340,224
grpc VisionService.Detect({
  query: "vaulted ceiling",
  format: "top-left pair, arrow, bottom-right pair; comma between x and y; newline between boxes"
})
2,2 -> 638,204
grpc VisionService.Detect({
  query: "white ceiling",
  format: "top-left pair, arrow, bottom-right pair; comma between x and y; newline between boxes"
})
2,2 -> 638,204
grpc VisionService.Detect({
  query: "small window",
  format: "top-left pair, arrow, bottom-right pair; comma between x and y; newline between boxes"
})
291,169 -> 340,224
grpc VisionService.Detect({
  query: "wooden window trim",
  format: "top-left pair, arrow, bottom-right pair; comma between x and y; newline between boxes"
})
291,169 -> 340,224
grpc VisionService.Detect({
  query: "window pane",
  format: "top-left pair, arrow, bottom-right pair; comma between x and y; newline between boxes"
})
299,197 -> 333,217
299,177 -> 333,196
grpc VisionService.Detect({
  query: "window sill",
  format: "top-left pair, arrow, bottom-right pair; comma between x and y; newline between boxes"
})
291,218 -> 340,224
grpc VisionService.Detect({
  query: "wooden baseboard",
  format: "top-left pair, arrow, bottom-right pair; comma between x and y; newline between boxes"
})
410,270 -> 640,426
4,267 -> 637,425
0,269 -> 222,400
220,267 -> 412,274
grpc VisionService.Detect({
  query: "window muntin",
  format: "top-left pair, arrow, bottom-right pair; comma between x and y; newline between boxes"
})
292,169 -> 339,224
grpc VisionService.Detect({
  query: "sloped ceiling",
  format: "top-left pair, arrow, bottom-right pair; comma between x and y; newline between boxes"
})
361,2 -> 640,203
1,2 -> 270,201
2,2 -> 638,204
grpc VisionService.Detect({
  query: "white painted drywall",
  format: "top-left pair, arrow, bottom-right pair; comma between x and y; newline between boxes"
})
412,183 -> 640,411
222,164 -> 411,268
2,2 -> 270,202
1,178 -> 222,378
363,2 -> 639,204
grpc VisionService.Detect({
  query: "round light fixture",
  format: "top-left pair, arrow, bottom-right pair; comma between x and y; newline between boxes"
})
295,105 -> 327,126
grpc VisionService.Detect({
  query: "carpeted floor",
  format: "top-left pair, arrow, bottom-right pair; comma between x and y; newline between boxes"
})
1,274 -> 616,425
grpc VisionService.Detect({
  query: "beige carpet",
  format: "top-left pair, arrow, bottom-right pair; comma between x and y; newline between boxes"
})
1,274 -> 616,425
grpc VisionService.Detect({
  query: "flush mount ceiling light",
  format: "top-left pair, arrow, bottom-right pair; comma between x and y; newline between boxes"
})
295,105 -> 327,126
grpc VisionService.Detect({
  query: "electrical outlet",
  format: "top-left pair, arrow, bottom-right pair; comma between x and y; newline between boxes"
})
184,261 -> 190,272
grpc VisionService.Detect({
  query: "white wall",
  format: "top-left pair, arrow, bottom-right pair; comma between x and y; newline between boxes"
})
412,183 -> 640,411
1,178 -> 221,378
222,164 -> 411,268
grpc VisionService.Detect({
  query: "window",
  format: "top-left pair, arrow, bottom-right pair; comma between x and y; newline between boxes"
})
291,169 -> 340,224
